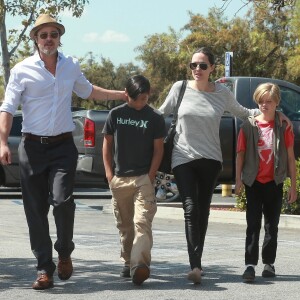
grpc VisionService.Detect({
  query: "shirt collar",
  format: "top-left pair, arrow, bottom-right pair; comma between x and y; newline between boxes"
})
33,51 -> 64,67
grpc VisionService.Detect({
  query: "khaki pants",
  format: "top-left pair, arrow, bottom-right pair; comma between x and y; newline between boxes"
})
110,174 -> 157,270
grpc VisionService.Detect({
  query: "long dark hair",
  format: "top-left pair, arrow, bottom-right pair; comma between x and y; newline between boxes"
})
193,47 -> 215,65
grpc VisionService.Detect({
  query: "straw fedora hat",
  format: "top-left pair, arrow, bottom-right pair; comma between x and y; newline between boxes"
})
30,14 -> 65,39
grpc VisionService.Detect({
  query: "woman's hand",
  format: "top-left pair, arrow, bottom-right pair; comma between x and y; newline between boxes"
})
278,111 -> 293,128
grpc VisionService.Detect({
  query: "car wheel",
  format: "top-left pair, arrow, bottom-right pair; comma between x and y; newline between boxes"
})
155,171 -> 180,202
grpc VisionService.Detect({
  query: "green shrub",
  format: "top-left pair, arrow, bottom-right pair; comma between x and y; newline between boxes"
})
235,188 -> 246,211
235,158 -> 300,214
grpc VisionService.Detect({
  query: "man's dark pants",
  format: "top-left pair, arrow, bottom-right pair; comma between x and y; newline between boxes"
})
18,136 -> 78,275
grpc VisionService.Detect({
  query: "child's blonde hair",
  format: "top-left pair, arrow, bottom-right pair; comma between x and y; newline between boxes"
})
253,82 -> 281,105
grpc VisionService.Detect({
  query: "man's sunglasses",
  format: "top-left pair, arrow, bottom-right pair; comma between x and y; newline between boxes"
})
189,62 -> 209,71
38,32 -> 59,39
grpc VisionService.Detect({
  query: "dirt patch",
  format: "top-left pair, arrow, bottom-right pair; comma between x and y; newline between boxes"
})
210,207 -> 243,212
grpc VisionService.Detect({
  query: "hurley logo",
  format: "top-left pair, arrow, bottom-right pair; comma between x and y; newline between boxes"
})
117,118 -> 148,128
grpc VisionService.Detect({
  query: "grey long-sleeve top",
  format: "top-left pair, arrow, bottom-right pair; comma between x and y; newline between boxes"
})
159,80 -> 260,169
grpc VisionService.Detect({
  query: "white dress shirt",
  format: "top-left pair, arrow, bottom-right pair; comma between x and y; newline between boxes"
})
1,52 -> 93,136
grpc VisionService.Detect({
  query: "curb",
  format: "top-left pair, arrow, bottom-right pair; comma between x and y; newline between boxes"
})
156,203 -> 300,229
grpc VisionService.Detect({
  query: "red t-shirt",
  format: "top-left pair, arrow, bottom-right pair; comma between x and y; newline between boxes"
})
237,120 -> 294,183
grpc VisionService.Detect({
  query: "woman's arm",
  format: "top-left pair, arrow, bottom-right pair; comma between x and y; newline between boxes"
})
159,81 -> 183,117
235,151 -> 245,196
277,112 -> 293,128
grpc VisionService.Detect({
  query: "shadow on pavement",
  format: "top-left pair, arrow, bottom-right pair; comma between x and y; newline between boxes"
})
1,258 -> 300,294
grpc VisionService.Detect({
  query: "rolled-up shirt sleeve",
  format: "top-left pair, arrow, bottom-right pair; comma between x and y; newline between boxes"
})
72,59 -> 93,99
0,67 -> 23,115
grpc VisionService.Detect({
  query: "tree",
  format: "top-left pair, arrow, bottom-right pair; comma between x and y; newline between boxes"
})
72,53 -> 142,109
241,3 -> 299,81
0,0 -> 89,88
181,5 -> 299,81
220,0 -> 297,15
286,0 -> 300,84
135,28 -> 188,105
135,4 -> 299,108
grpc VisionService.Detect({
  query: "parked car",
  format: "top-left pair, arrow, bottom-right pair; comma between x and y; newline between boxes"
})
0,111 -> 22,187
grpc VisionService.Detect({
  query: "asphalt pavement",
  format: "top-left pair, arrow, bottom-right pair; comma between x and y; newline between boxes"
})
0,194 -> 300,299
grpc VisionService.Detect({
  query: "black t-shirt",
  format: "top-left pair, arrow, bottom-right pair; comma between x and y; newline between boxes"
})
102,103 -> 165,176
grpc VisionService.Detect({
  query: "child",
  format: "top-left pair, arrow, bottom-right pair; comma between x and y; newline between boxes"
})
102,75 -> 165,285
235,82 -> 297,283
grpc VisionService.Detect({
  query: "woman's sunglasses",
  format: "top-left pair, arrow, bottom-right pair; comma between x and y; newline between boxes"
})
189,62 -> 209,71
38,32 -> 59,39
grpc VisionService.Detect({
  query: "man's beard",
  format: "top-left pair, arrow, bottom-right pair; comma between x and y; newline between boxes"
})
39,47 -> 57,56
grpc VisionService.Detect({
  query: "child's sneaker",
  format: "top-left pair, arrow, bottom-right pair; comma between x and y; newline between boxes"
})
262,264 -> 275,277
120,265 -> 130,278
242,266 -> 255,282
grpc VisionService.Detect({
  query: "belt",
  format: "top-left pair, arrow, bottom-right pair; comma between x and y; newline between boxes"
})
22,132 -> 73,144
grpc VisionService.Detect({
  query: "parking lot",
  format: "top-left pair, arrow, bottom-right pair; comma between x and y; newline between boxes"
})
1,191 -> 300,300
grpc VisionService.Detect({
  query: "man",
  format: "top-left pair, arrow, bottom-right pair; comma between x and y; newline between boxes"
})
0,14 -> 126,290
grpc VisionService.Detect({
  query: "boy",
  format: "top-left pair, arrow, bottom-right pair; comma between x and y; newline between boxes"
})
102,75 -> 165,285
235,83 -> 297,283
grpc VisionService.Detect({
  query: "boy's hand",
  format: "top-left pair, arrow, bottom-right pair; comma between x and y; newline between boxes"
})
235,179 -> 244,196
288,188 -> 297,204
148,172 -> 156,183
106,172 -> 114,183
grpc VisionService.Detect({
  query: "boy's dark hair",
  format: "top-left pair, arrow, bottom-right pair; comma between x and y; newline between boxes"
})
126,75 -> 150,100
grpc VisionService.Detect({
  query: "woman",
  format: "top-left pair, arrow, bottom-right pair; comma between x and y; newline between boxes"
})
158,47 -> 289,284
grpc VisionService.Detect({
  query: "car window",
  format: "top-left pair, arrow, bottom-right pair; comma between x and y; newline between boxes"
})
277,87 -> 300,121
10,115 -> 22,136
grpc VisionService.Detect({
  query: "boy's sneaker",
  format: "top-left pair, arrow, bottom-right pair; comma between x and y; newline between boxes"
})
120,265 -> 130,278
242,266 -> 255,282
262,264 -> 276,278
132,265 -> 150,285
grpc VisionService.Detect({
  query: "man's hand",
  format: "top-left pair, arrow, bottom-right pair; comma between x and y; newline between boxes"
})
0,144 -> 12,165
